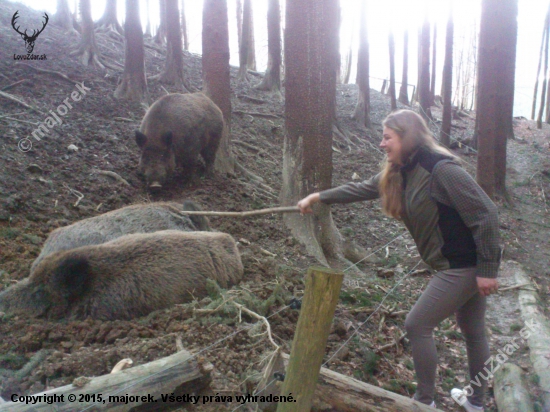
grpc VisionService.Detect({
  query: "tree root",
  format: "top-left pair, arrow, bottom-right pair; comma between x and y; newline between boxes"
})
15,63 -> 74,84
0,91 -> 43,114
97,170 -> 130,186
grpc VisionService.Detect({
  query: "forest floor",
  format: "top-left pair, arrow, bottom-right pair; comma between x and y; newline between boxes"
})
1,1 -> 550,411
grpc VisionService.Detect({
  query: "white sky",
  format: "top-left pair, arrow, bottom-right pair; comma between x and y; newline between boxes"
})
8,0 -> 548,117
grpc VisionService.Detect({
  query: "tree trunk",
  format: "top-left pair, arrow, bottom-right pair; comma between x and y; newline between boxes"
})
236,0 -> 242,52
203,0 -> 234,175
537,19 -> 550,129
418,17 -> 432,120
440,8 -> 454,148
159,0 -> 190,91
246,0 -> 256,71
71,0 -> 104,68
398,30 -> 409,105
238,0 -> 253,81
475,0 -> 518,199
282,0 -> 346,267
342,49 -> 353,84
154,0 -> 167,45
388,31 -> 397,111
95,0 -> 123,34
145,0 -> 151,37
352,0 -> 371,128
532,6 -> 550,120
114,0 -> 148,101
255,0 -> 282,94
430,23 -> 437,105
54,0 -> 77,33
181,0 -> 189,50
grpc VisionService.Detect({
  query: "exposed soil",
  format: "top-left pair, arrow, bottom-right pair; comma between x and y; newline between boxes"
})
1,2 -> 549,411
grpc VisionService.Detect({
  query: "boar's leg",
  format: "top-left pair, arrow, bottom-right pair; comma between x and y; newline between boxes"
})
201,130 -> 221,175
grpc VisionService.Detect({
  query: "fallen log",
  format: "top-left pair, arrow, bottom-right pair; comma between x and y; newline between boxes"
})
0,349 -> 212,412
513,260 -> 550,411
494,363 -> 534,412
256,351 -> 441,411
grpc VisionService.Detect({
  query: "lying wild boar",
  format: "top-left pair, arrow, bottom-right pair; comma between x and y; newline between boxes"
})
135,92 -> 224,190
0,231 -> 243,320
30,201 -> 209,274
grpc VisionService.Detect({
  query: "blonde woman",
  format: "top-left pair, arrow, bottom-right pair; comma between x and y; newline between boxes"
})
297,110 -> 499,411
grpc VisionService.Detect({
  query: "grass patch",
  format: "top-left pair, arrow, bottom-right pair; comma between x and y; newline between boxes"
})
0,228 -> 20,239
510,323 -> 522,332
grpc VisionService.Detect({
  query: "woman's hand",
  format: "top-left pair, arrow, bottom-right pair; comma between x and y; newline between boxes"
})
477,277 -> 498,297
297,193 -> 320,214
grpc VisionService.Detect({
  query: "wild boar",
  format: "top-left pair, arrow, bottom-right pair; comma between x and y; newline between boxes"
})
135,92 -> 224,190
0,231 -> 243,320
30,201 -> 209,274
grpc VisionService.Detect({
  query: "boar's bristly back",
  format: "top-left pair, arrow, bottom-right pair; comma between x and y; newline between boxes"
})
182,200 -> 210,231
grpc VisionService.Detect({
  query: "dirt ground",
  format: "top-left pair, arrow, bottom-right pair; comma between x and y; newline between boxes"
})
1,2 -> 549,411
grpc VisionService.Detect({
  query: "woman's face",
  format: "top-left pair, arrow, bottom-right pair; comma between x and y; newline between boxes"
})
380,127 -> 403,165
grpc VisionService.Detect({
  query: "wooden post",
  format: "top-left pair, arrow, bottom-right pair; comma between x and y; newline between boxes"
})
276,266 -> 343,412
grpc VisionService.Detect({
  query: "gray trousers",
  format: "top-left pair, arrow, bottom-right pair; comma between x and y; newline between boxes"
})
405,267 -> 489,407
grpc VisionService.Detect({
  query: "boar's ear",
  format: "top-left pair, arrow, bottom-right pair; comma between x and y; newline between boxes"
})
161,132 -> 173,148
52,255 -> 92,302
135,130 -> 148,149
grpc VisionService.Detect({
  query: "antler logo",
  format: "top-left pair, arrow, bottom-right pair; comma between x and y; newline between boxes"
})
11,11 -> 49,54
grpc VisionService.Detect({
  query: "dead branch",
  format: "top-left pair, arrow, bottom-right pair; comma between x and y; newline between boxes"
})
499,283 -> 532,292
233,302 -> 279,350
233,110 -> 281,120
237,94 -> 267,104
377,333 -> 406,353
179,206 -> 299,218
63,183 -> 84,207
175,335 -> 184,352
110,358 -> 132,373
235,161 -> 265,183
113,117 -> 136,122
0,91 -> 43,114
97,170 -> 130,186
15,63 -> 74,83
0,117 -> 38,126
1,80 -> 26,91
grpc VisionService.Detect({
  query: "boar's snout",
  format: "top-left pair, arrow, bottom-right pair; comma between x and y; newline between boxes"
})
149,181 -> 163,191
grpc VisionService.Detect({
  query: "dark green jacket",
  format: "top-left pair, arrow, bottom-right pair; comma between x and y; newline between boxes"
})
319,147 -> 500,278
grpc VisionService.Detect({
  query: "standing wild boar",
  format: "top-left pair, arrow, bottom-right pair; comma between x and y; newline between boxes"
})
135,93 -> 224,190
30,201 -> 209,274
0,231 -> 243,320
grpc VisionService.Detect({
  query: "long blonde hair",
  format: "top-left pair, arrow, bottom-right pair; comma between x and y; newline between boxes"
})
379,110 -> 458,219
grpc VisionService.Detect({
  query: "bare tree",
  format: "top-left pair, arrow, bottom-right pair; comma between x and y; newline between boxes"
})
154,0 -> 167,45
430,23 -> 437,105
236,0 -> 242,51
475,0 -> 518,199
255,0 -> 282,94
54,0 -> 78,34
71,0 -> 104,67
114,0 -> 148,101
440,7 -> 454,148
282,0 -> 347,267
145,0 -> 151,37
238,0 -> 254,81
418,16 -> 432,120
398,30 -> 410,105
352,0 -> 371,128
157,0 -> 190,91
203,0 -> 234,175
388,30 -> 397,110
95,0 -> 123,34
532,5 -> 550,120
181,0 -> 189,50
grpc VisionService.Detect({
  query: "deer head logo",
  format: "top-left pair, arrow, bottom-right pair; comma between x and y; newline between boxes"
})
11,11 -> 49,54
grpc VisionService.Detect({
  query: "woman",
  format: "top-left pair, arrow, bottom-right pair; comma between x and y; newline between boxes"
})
297,110 -> 499,411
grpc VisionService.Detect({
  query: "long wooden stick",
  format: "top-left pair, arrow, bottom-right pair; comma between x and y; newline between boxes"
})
178,206 -> 301,217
